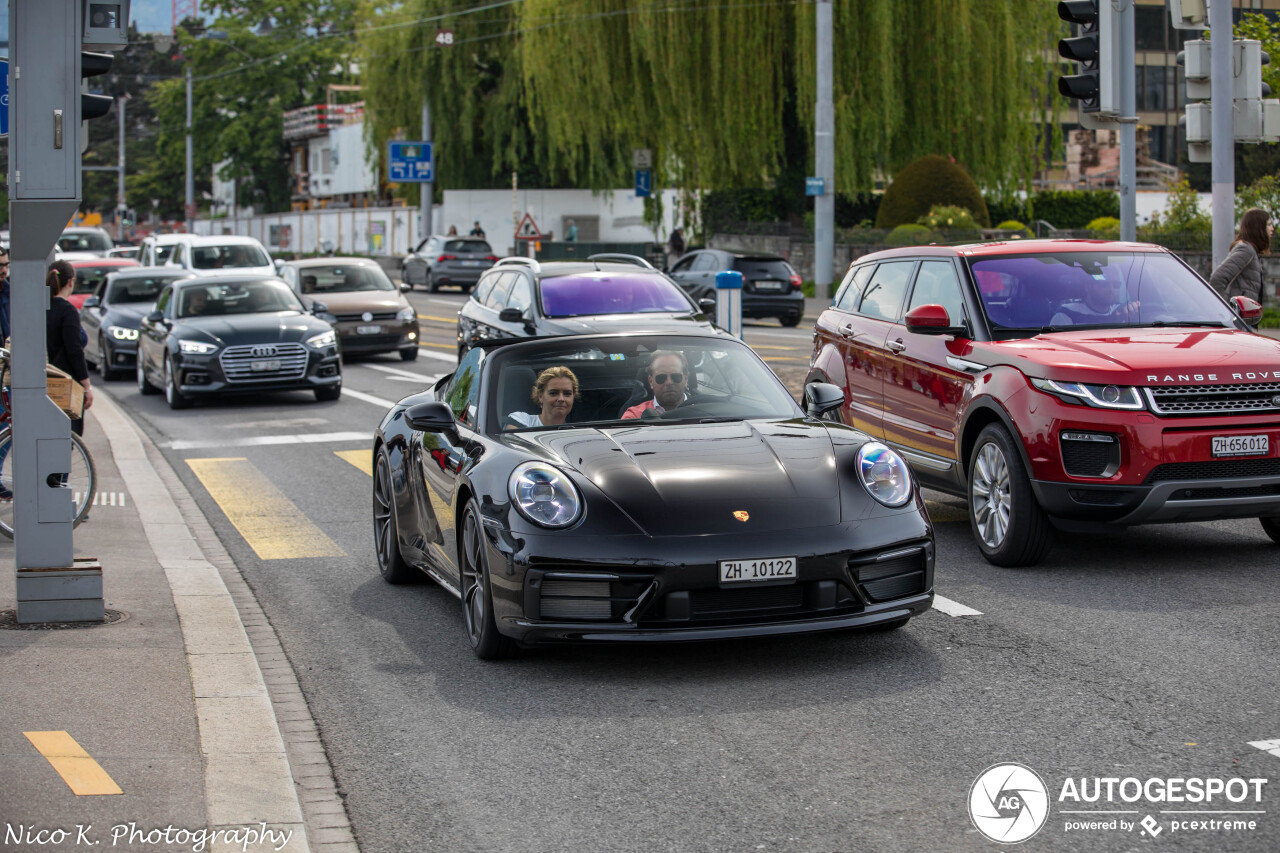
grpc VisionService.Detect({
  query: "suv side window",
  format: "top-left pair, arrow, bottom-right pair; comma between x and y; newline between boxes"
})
506,274 -> 533,313
670,255 -> 696,273
908,260 -> 968,327
834,265 -> 874,311
692,253 -> 719,272
156,286 -> 174,317
483,272 -> 515,310
857,261 -> 915,322
443,346 -> 483,427
473,272 -> 499,304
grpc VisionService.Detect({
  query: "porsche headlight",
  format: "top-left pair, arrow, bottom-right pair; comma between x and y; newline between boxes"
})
509,461 -> 583,528
857,442 -> 913,508
179,339 -> 218,354
1031,378 -> 1144,410
396,306 -> 416,321
108,325 -> 139,341
306,330 -> 337,349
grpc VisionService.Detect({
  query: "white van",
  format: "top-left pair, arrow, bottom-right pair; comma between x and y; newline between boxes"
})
164,235 -> 275,278
139,233 -> 196,267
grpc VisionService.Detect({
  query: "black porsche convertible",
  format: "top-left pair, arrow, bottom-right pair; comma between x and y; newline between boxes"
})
372,332 -> 935,659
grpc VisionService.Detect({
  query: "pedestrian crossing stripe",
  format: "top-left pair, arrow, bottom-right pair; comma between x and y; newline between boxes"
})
71,492 -> 127,508
24,731 -> 123,796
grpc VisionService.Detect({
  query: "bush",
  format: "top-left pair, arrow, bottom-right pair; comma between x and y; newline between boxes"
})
886,223 -> 941,246
1236,175 -> 1280,222
834,193 -> 882,228
919,204 -> 980,230
876,155 -> 990,229
1086,216 -> 1121,239
1030,190 -> 1119,229
987,196 -> 1030,226
1261,306 -> 1280,329
996,220 -> 1033,239
702,188 -> 787,232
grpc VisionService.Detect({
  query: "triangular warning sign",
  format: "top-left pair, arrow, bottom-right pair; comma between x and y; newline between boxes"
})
516,212 -> 541,238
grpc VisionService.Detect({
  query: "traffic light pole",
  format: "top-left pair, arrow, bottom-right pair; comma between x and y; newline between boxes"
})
185,66 -> 194,231
1118,2 -> 1136,242
1210,0 -> 1233,265
813,0 -> 834,300
420,97 -> 433,242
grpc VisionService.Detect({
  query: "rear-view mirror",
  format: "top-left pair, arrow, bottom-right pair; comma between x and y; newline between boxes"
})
905,304 -> 966,336
405,401 -> 456,433
804,382 -> 845,418
1231,295 -> 1263,327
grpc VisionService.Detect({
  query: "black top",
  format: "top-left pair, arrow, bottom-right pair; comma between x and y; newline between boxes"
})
47,297 -> 89,382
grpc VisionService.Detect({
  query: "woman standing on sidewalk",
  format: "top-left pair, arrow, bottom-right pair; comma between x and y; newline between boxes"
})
46,260 -> 94,436
1210,208 -> 1272,302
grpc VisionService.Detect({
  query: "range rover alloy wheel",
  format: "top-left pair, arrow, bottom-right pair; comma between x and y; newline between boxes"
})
968,423 -> 1051,568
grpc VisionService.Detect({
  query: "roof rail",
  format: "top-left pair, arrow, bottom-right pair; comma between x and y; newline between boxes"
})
587,253 -> 654,270
495,256 -> 541,273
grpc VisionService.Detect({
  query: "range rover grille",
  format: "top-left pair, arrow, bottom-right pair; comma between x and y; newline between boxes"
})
1144,382 -> 1280,416
1145,457 -> 1280,482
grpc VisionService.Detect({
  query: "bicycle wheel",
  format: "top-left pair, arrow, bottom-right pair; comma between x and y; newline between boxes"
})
0,428 -> 97,539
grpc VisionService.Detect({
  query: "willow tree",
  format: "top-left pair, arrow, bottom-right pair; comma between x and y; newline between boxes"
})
359,0 -> 1060,199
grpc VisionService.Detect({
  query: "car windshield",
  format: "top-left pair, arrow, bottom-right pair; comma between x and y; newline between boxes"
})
733,258 -> 792,279
177,280 -> 302,318
489,335 -> 800,433
970,251 -> 1238,338
191,244 -> 270,270
299,265 -> 395,294
105,276 -> 175,303
444,239 -> 491,254
540,273 -> 693,318
74,264 -> 135,295
58,231 -> 112,252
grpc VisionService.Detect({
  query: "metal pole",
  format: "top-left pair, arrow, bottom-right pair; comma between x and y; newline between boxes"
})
185,66 -> 194,231
420,98 -> 433,241
813,0 -> 834,300
117,95 -> 127,241
1210,0 -> 1233,265
1118,1 -> 1136,242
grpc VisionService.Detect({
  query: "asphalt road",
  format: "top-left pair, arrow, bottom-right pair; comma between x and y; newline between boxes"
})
103,287 -> 1280,852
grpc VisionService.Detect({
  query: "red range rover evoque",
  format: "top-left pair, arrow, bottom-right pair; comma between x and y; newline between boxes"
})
807,239 -> 1279,566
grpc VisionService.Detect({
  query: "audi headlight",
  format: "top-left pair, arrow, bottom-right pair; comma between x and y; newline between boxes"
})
306,330 -> 337,349
856,442 -> 913,508
108,325 -> 139,341
1031,378 -> 1144,410
509,461 -> 583,528
179,339 -> 218,354
396,306 -> 416,321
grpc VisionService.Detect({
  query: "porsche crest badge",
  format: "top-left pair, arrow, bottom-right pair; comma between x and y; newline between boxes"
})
733,510 -> 749,522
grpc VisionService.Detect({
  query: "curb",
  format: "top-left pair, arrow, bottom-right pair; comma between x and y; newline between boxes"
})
92,390 -> 358,852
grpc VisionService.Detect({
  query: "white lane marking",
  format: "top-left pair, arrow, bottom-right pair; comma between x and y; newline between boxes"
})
359,363 -> 441,382
1248,739 -> 1280,758
166,431 -> 370,450
390,376 -> 429,383
341,388 -> 398,409
416,348 -> 459,364
932,595 -> 983,617
425,297 -> 465,308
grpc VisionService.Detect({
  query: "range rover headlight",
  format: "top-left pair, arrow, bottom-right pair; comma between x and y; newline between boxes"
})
509,461 -> 583,528
306,330 -> 337,349
856,442 -> 913,508
1031,378 -> 1144,410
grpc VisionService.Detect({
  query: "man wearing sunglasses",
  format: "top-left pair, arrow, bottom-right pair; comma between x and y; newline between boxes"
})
622,350 -> 690,419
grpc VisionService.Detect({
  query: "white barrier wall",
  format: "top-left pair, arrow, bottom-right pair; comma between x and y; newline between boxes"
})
193,206 -> 417,257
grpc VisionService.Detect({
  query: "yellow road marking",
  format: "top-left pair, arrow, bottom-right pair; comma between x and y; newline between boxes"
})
186,458 -> 345,559
24,731 -> 123,796
750,344 -> 807,351
417,314 -> 458,323
335,449 -> 373,476
418,341 -> 456,350
761,356 -> 808,363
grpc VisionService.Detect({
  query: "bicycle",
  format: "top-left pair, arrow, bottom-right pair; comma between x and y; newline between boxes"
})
0,348 -> 96,538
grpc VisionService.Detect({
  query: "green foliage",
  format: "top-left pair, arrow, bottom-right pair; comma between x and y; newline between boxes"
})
834,193 -> 882,228
986,196 -> 1030,226
1236,175 -> 1280,222
1029,190 -> 1119,229
1086,217 -> 1121,239
1234,14 -> 1280,103
702,189 -> 788,232
1261,306 -> 1280,329
996,220 -> 1033,239
918,204 -> 979,230
886,223 -> 940,246
1137,179 -> 1211,249
876,155 -> 990,229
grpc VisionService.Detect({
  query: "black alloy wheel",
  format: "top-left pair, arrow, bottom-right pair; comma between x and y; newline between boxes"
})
967,423 -> 1051,567
1260,516 -> 1280,545
460,500 -> 517,660
373,450 -> 415,583
97,336 -> 116,380
137,355 -> 158,395
165,355 -> 192,410
426,272 -> 438,294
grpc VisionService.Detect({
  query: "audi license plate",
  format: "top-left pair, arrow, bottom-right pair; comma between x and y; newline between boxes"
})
719,556 -> 797,584
356,325 -> 382,335
250,359 -> 281,372
754,280 -> 785,292
1212,434 -> 1270,457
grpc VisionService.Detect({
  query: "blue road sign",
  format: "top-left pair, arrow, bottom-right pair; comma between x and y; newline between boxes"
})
635,169 -> 652,198
1,60 -> 9,138
805,176 -> 826,196
388,141 -> 433,183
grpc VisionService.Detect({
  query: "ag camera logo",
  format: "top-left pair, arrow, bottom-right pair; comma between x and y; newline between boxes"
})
969,763 -> 1050,844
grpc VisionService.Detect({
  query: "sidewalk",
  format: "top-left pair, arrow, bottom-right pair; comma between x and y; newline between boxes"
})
0,391 -> 355,853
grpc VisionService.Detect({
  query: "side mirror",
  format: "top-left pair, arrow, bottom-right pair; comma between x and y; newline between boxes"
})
804,381 -> 845,418
904,304 -> 967,336
1231,295 -> 1264,327
405,400 -> 456,433
311,301 -> 329,315
82,295 -> 101,309
498,307 -> 525,323
145,310 -> 164,323
698,297 -> 716,314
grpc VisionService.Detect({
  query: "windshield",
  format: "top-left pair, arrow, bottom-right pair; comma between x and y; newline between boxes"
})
444,239 -> 492,254
489,335 -> 800,433
59,231 -> 113,253
299,265 -> 395,293
177,280 -> 302,318
106,275 -> 178,303
155,245 -> 177,264
74,264 -> 136,295
970,252 -> 1238,337
191,244 -> 270,270
540,273 -> 693,318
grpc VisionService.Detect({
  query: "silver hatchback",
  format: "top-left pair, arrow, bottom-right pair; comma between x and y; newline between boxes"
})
401,236 -> 496,292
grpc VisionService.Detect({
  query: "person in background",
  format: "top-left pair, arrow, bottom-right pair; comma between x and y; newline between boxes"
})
666,226 -> 686,270
0,248 -> 11,499
470,221 -> 486,239
46,260 -> 93,436
447,225 -> 459,237
565,219 -> 579,242
1210,208 -> 1272,302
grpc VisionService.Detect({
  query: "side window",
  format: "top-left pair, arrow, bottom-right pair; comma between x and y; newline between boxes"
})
280,266 -> 297,289
483,272 -> 515,310
506,274 -> 533,313
908,260 -> 968,327
692,253 -> 719,272
155,286 -> 173,317
857,261 -> 915,322
443,347 -> 483,426
171,245 -> 185,267
670,256 -> 696,273
473,272 -> 499,304
834,265 -> 874,311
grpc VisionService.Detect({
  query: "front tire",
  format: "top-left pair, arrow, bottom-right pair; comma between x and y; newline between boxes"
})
165,356 -> 192,410
780,314 -> 802,328
315,384 -> 341,402
399,347 -> 419,362
426,273 -> 438,294
460,500 -> 518,660
98,336 -> 117,380
137,355 -> 158,395
967,423 -> 1052,567
373,450 -> 416,584
1261,516 -> 1280,545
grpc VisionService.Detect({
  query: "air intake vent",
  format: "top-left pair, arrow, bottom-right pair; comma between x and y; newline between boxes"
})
852,548 -> 927,602
1061,432 -> 1119,478
539,579 -> 611,621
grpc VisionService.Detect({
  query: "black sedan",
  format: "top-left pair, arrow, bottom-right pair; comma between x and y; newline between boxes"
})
137,276 -> 343,409
667,249 -> 805,326
372,331 -> 935,659
456,255 -> 716,359
82,269 -> 195,380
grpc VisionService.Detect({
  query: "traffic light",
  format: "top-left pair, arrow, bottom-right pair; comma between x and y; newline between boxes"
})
1057,0 -> 1120,116
1179,38 -> 1279,162
81,51 -> 114,121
